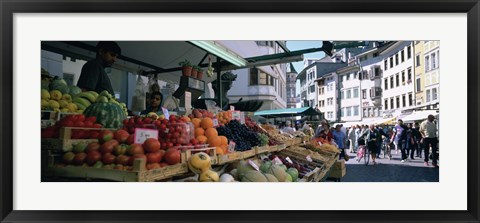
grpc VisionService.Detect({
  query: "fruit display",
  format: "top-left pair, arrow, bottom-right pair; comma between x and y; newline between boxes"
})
41,74 -> 85,113
244,117 -> 280,146
41,114 -> 104,139
188,152 -> 219,182
188,109 -> 215,119
229,159 -> 298,182
83,91 -> 127,129
216,110 -> 233,125
216,120 -> 261,152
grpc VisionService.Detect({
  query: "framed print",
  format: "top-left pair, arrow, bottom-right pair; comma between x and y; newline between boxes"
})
1,0 -> 479,222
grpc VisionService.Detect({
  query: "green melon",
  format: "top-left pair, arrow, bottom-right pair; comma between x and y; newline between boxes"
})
287,168 -> 299,182
259,161 -> 272,173
265,165 -> 287,182
241,170 -> 268,182
83,102 -> 126,128
49,77 -> 69,94
68,85 -> 82,96
263,173 -> 279,182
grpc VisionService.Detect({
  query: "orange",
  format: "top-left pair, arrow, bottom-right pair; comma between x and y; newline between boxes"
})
194,128 -> 205,137
220,144 -> 228,153
201,117 -> 214,129
219,136 -> 228,146
207,136 -> 221,147
215,146 -> 225,155
196,135 -> 208,144
205,128 -> 218,138
191,118 -> 201,128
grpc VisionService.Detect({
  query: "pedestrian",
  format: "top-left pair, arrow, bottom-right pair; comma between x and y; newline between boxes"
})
77,41 -> 121,95
419,115 -> 439,167
348,126 -> 356,153
281,121 -> 296,135
392,119 -> 409,163
332,124 -> 349,161
359,124 -> 380,165
376,125 -> 388,158
413,122 -> 423,158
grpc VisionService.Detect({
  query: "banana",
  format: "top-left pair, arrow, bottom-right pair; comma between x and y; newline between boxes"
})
74,102 -> 86,111
77,92 -> 97,104
87,91 -> 99,99
73,96 -> 91,108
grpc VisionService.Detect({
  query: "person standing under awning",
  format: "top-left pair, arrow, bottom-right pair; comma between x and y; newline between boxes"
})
77,41 -> 121,95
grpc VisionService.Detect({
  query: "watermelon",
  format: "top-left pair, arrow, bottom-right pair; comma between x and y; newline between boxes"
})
49,76 -> 69,94
83,102 -> 126,129
68,85 -> 82,96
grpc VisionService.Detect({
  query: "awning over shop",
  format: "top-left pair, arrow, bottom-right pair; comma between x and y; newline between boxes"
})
253,107 -> 322,118
375,117 -> 396,125
402,110 -> 439,123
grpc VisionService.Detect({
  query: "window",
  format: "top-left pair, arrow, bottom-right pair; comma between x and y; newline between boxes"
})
390,57 -> 394,67
362,89 -> 367,99
396,97 -> 400,108
309,85 -> 315,93
432,88 -> 438,100
425,55 -> 430,71
390,76 -> 394,89
340,91 -> 344,99
396,74 -> 400,87
395,54 -> 399,65
426,89 -> 431,102
249,68 -> 258,85
354,72 -> 357,79
354,106 -> 359,116
347,107 -> 352,116
409,93 -> 413,106
407,45 -> 412,59
402,71 -> 405,84
432,52 -> 437,69
384,60 -> 388,70
407,68 -> 412,81
347,73 -> 350,80
402,94 -> 406,107
353,88 -> 359,98
390,98 -> 394,109
401,50 -> 405,62
341,108 -> 344,117
416,55 -> 421,67
375,67 -> 381,77
343,75 -> 347,82
384,99 -> 388,110
363,109 -> 367,117
384,78 -> 389,90
363,71 -> 369,80
346,89 -> 351,99
416,78 -> 421,92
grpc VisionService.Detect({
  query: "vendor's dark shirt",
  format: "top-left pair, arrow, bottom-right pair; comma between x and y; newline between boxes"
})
77,58 -> 114,95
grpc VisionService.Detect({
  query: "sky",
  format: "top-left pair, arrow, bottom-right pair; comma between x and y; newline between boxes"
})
286,41 -> 326,74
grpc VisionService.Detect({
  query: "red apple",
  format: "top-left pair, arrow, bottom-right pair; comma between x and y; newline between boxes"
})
85,151 -> 102,166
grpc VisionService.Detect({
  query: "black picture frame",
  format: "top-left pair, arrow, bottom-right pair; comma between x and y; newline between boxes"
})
1,0 -> 479,222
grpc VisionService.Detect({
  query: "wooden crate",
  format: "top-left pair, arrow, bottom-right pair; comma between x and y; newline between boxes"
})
46,151 -> 189,182
327,160 -> 346,179
216,151 -> 243,165
298,167 -> 322,182
185,147 -> 218,165
254,145 -> 272,154
240,149 -> 256,159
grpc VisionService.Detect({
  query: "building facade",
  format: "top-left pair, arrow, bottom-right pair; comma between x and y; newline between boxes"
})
380,41 -> 416,118
286,63 -> 298,108
317,72 -> 338,122
337,64 -> 362,122
414,41 -> 426,106
423,41 -> 440,109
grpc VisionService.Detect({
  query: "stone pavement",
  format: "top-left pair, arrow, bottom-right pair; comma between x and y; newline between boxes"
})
339,148 -> 439,182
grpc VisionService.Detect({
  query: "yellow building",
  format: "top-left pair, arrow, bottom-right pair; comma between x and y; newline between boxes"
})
414,41 -> 425,106
423,41 -> 440,109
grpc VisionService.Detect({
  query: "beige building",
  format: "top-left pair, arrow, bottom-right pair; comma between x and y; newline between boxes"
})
423,41 -> 440,109
414,41 -> 425,106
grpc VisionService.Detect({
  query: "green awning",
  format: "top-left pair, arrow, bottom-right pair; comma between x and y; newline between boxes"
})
254,107 -> 322,118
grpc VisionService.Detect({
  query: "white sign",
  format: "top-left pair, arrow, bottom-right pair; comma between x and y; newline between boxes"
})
248,160 -> 260,171
240,112 -> 245,124
272,157 -> 283,165
306,155 -> 313,162
162,107 -> 169,120
285,157 -> 293,164
232,111 -> 241,121
228,141 -> 236,153
213,118 -> 219,127
230,106 -> 235,111
134,128 -> 159,144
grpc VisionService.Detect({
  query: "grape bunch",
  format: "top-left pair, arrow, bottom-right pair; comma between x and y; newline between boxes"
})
216,120 -> 262,151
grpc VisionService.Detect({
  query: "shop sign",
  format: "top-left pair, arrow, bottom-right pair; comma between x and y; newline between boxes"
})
134,128 -> 159,144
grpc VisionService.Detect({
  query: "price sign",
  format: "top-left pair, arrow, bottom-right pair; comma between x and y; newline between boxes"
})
230,106 -> 235,111
228,141 -> 236,153
248,160 -> 260,171
213,118 -> 219,127
240,112 -> 245,124
162,107 -> 170,120
232,111 -> 241,121
306,155 -> 313,162
272,157 -> 283,165
134,128 -> 159,144
318,141 -> 323,146
285,157 -> 293,164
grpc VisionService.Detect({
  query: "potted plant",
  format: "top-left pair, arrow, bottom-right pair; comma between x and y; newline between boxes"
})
196,68 -> 204,80
191,65 -> 199,78
179,59 -> 192,77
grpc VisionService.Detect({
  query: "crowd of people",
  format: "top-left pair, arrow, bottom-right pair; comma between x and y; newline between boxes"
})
310,115 -> 439,167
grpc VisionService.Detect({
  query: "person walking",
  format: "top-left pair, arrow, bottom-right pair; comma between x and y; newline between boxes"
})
348,126 -> 356,153
413,122 -> 423,158
360,124 -> 380,165
392,119 -> 409,163
419,115 -> 439,167
332,124 -> 348,161
354,125 -> 361,152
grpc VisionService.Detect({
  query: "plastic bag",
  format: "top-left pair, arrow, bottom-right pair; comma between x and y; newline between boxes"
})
148,74 -> 160,93
131,75 -> 146,113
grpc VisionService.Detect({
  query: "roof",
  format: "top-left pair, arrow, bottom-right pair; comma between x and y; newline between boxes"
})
253,107 -> 322,118
297,61 -> 346,81
289,63 -> 298,73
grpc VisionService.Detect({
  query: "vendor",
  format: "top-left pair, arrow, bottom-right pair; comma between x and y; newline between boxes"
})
77,41 -> 121,95
140,91 -> 164,116
281,121 -> 296,134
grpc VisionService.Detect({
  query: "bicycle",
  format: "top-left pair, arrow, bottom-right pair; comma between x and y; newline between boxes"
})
356,138 -> 370,165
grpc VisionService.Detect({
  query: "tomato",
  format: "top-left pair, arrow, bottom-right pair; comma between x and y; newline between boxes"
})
128,154 -> 147,166
164,148 -> 181,165
76,114 -> 86,122
127,144 -> 144,155
98,130 -> 114,143
85,151 -> 102,166
115,155 -> 130,165
146,151 -> 163,163
92,123 -> 103,128
75,121 -> 85,128
143,138 -> 161,153
85,142 -> 101,153
102,153 -> 116,164
85,116 -> 96,123
84,121 -> 94,128
100,139 -> 119,154
114,129 -> 130,143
